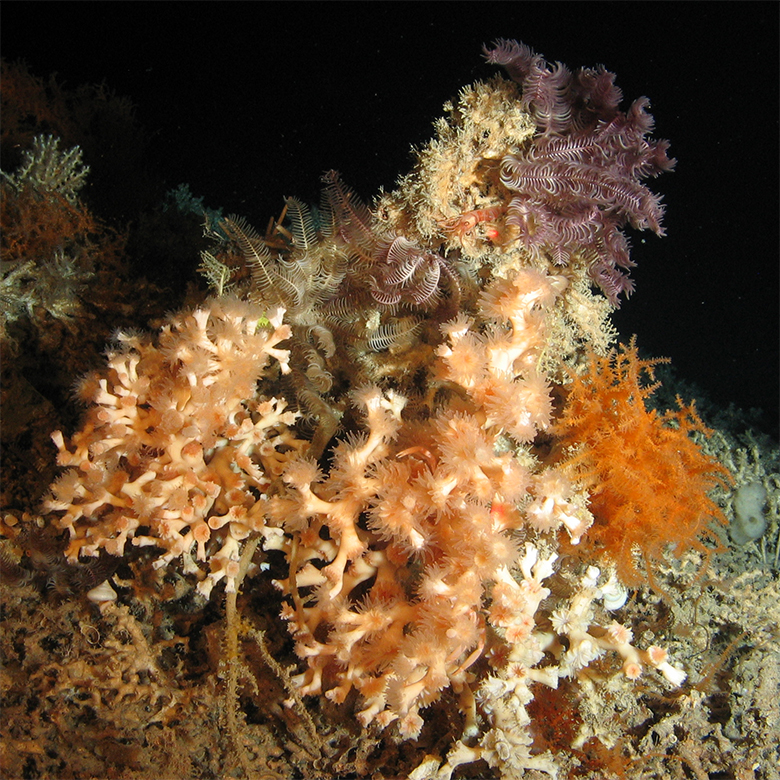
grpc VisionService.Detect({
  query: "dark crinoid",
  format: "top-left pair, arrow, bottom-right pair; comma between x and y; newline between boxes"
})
484,39 -> 676,304
321,170 -> 459,309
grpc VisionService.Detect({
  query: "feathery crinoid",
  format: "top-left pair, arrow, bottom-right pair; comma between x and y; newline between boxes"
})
484,39 -> 676,304
202,174 -> 462,455
207,171 -> 462,323
320,169 -> 375,250
322,170 -> 460,310
220,214 -> 314,315
284,195 -> 321,251
370,235 -> 458,308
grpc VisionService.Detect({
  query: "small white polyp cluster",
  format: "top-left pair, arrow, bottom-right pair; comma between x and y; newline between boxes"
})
427,547 -> 686,780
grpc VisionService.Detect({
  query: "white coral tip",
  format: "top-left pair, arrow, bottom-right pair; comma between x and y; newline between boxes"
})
267,305 -> 286,329
658,661 -> 687,687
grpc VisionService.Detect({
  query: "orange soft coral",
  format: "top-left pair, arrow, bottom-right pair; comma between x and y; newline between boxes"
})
556,338 -> 732,588
0,185 -> 98,264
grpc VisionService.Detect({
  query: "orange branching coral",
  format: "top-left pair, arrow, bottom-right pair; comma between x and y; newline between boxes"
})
556,338 -> 732,587
269,272 -> 687,753
1,184 -> 97,265
44,297 -> 301,597
0,60 -> 75,156
269,269 -> 569,741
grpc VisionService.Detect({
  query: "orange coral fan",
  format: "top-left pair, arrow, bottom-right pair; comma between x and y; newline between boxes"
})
555,339 -> 732,588
1,185 -> 98,265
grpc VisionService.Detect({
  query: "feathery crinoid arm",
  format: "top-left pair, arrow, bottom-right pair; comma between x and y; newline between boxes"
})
321,169 -> 376,248
483,39 -> 675,305
220,215 -> 277,296
284,196 -> 319,251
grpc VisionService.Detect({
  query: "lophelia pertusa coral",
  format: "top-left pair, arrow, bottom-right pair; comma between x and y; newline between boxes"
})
45,297 -> 300,597
40,39 -> 730,778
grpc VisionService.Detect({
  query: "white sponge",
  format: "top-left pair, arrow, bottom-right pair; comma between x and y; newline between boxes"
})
730,481 -> 767,545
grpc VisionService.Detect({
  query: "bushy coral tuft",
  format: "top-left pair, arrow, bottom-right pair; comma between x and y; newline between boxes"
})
555,338 -> 732,587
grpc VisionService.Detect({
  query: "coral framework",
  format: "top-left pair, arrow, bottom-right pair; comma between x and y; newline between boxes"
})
32,38 -> 742,779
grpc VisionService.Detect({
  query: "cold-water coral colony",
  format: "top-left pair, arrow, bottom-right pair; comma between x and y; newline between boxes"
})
44,40 -> 730,776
